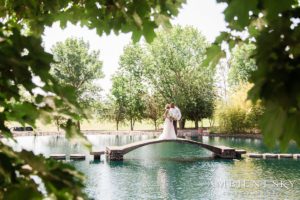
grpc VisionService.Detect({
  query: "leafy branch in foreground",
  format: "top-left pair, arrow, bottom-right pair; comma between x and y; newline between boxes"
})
0,0 -> 185,198
0,143 -> 86,199
206,0 -> 300,149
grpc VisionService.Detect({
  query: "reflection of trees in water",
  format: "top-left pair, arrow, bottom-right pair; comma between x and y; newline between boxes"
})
157,168 -> 169,199
113,134 -> 152,146
126,142 -> 213,161
203,137 -> 300,153
38,135 -> 155,155
43,136 -> 86,154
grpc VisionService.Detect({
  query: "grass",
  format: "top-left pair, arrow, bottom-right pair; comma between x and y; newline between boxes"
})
7,118 -> 212,132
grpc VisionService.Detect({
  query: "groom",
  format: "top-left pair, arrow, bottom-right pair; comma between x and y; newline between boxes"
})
170,102 -> 181,136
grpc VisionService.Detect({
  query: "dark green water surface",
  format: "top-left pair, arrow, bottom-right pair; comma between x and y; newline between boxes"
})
8,135 -> 300,200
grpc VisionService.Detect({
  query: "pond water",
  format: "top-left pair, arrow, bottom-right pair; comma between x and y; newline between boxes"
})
7,135 -> 300,200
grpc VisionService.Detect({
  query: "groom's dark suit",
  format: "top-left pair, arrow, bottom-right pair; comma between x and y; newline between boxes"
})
173,120 -> 178,135
170,104 -> 180,136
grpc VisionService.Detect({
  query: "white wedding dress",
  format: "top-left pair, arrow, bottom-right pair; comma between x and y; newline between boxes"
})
158,111 -> 177,139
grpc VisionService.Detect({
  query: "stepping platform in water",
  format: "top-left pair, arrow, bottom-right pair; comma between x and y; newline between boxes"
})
248,153 -> 263,158
294,154 -> 300,159
50,154 -> 66,160
70,154 -> 86,160
90,151 -> 105,160
235,149 -> 247,158
264,153 -> 279,159
279,154 -> 293,159
236,149 -> 246,154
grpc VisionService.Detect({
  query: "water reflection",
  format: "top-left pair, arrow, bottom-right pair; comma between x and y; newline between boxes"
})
157,168 -> 169,199
2,134 -> 300,200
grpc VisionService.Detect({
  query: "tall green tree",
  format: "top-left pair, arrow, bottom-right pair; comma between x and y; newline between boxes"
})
51,38 -> 104,129
115,43 -> 146,131
0,1 -> 184,198
143,26 -> 216,128
183,71 -> 216,129
110,75 -> 128,130
228,43 -> 257,88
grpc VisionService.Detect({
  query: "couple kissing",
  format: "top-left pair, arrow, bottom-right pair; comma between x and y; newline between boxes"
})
158,102 -> 181,140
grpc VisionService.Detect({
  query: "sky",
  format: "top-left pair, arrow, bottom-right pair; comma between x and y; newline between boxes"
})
42,0 -> 227,94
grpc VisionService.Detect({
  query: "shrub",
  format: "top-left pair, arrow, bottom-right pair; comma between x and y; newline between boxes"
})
217,107 -> 248,133
214,83 -> 263,134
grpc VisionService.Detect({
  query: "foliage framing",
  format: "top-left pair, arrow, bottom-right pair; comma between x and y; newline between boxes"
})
206,0 -> 300,149
0,0 -> 185,198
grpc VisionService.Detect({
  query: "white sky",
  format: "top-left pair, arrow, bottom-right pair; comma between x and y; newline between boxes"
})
43,0 -> 227,94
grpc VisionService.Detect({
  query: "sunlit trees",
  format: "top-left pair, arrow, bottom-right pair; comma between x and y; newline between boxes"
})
228,43 -> 256,88
51,38 -> 104,129
99,95 -> 126,131
110,44 -> 146,131
143,26 -> 216,128
108,27 -> 216,129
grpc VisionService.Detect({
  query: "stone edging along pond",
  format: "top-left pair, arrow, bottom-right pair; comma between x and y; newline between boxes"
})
6,129 -> 262,140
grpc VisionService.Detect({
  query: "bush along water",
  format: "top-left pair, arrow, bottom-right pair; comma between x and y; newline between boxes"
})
215,83 -> 264,134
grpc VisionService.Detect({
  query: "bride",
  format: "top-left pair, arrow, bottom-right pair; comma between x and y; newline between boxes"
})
158,104 -> 177,139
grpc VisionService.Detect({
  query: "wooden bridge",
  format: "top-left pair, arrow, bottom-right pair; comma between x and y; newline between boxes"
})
105,138 -> 246,161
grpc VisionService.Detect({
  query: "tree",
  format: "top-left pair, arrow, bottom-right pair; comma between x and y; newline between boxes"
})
183,72 -> 216,129
143,26 -> 216,129
214,59 -> 230,102
51,38 -> 104,129
110,75 -> 128,131
228,43 -> 257,88
0,1 -> 184,198
207,0 -> 300,149
113,43 -> 146,131
144,92 -> 165,130
96,97 -> 126,131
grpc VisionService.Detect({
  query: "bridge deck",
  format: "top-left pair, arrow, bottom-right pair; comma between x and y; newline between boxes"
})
106,138 -> 244,160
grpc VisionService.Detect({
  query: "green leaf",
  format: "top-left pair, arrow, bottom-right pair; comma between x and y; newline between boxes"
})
132,30 -> 142,42
202,45 -> 225,68
263,0 -> 295,21
261,103 -> 287,148
143,21 -> 157,42
224,0 -> 258,30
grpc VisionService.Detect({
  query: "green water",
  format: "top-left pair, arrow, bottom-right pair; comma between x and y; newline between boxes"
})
10,135 -> 300,200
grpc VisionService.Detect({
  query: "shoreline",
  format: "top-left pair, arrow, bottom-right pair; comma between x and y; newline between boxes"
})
208,133 -> 262,139
6,129 -> 263,139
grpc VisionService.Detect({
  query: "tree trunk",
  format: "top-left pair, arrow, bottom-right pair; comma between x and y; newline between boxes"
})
116,121 -> 119,131
179,119 -> 186,129
56,119 -> 60,132
77,121 -> 81,130
154,120 -> 157,131
208,118 -> 214,127
195,119 -> 199,129
130,118 -> 133,131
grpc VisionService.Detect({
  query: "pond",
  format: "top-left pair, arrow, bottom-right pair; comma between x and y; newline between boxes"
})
7,135 -> 300,200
